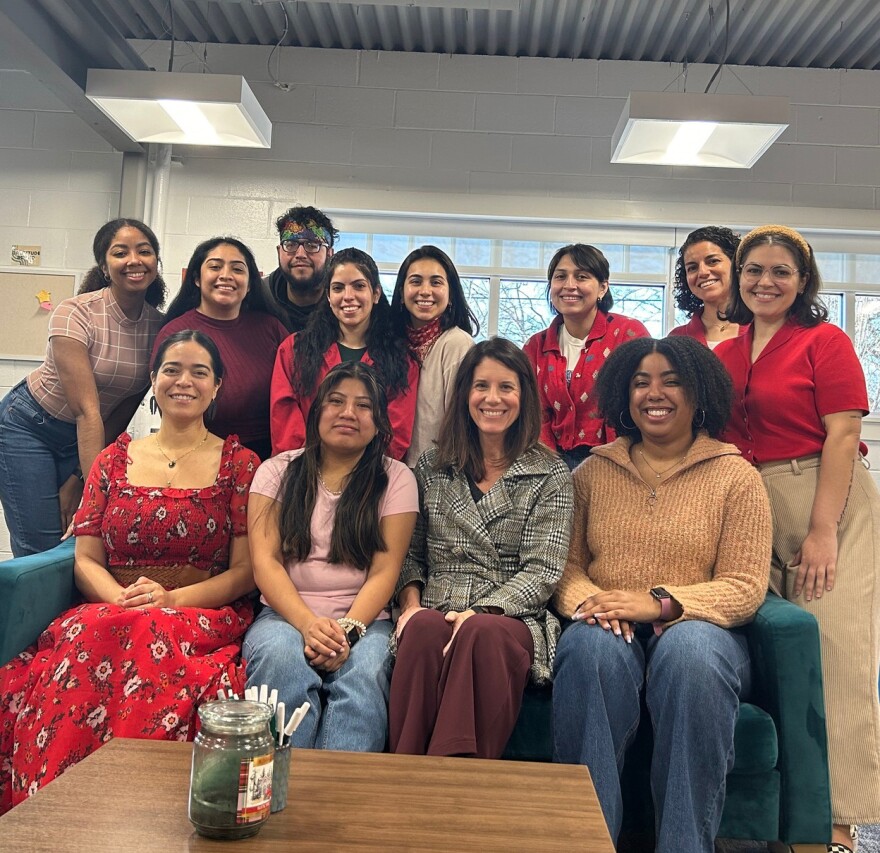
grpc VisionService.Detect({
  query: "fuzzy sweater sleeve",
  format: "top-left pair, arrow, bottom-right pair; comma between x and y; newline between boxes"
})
661,463 -> 771,628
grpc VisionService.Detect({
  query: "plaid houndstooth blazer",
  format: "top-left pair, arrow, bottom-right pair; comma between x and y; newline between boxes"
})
397,445 -> 573,684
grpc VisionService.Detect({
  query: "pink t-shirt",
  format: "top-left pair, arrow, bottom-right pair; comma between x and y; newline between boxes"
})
251,450 -> 418,619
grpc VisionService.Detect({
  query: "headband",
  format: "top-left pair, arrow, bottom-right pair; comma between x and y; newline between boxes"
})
735,224 -> 812,268
279,219 -> 332,247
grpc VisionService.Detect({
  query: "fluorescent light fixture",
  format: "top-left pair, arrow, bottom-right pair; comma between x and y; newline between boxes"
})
611,92 -> 789,168
86,69 -> 271,148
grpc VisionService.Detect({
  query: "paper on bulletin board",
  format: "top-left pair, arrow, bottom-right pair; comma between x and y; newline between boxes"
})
0,270 -> 76,358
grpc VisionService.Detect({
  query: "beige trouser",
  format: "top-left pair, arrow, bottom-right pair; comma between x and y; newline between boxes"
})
759,454 -> 880,824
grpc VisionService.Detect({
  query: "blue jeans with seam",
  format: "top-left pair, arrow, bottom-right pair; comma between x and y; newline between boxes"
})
0,382 -> 79,557
243,606 -> 393,751
552,619 -> 751,853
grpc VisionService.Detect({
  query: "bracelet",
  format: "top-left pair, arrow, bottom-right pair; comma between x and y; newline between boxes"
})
337,617 -> 367,638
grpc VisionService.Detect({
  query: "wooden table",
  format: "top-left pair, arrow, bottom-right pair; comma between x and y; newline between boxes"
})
0,738 -> 613,851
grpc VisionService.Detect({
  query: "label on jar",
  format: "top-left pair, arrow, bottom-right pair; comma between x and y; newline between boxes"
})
236,753 -> 274,824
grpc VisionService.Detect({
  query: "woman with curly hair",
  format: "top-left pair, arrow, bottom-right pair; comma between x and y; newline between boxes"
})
270,248 -> 419,461
0,218 -> 166,556
552,335 -> 771,853
716,224 -> 880,853
668,225 -> 746,349
154,236 -> 287,460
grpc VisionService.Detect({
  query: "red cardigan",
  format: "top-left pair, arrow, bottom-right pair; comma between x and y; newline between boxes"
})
270,335 -> 419,461
523,313 -> 649,452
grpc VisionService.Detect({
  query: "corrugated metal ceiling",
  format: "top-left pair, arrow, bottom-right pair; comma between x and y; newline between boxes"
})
32,0 -> 880,71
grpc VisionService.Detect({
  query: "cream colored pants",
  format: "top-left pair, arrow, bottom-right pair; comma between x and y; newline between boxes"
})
759,454 -> 880,824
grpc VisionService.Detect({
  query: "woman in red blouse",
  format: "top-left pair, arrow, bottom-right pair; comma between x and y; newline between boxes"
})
0,330 -> 259,813
523,244 -> 650,470
715,225 -> 880,852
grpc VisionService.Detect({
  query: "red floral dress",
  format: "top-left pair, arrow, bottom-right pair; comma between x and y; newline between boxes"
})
0,434 -> 258,813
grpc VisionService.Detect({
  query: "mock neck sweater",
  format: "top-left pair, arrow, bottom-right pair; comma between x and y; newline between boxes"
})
553,432 -> 771,628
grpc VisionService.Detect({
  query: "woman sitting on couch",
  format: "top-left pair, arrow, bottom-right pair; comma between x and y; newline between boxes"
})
0,330 -> 259,813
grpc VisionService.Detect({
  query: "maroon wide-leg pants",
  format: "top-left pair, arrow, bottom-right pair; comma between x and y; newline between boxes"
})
389,608 -> 533,758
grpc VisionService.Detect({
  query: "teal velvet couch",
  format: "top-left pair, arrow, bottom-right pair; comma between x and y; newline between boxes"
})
1,545 -> 831,848
502,594 -> 832,849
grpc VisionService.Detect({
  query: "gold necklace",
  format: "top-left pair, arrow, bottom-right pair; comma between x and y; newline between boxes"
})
155,430 -> 209,485
638,448 -> 688,480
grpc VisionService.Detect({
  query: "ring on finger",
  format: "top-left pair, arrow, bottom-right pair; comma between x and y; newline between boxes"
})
148,591 -> 154,604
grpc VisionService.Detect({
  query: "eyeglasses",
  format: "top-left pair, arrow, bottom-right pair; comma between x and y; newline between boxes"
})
280,239 -> 327,255
739,263 -> 799,284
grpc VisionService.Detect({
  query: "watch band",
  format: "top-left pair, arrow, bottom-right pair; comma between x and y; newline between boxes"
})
650,587 -> 674,636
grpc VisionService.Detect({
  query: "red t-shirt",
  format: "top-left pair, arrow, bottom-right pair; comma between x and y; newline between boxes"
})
715,320 -> 869,464
523,312 -> 650,452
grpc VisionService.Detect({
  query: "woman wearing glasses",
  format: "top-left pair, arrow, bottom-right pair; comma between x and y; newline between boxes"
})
154,237 -> 287,461
270,248 -> 419,461
715,225 -> 880,853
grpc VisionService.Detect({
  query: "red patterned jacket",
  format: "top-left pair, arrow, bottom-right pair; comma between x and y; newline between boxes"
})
523,313 -> 650,452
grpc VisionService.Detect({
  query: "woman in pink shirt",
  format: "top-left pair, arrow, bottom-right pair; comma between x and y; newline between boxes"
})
245,362 -> 418,750
0,218 -> 165,556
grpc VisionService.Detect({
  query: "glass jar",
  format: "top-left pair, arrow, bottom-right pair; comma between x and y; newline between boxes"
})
188,700 -> 275,839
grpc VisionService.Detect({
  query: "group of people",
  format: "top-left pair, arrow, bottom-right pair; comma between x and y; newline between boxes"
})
0,207 -> 877,853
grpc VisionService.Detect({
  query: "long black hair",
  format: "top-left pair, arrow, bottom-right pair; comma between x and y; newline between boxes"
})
291,248 -> 413,398
79,218 -> 167,308
390,245 -> 479,338
277,362 -> 392,570
163,236 -> 283,324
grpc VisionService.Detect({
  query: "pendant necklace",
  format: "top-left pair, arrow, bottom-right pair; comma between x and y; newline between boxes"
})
155,430 -> 209,485
638,449 -> 687,480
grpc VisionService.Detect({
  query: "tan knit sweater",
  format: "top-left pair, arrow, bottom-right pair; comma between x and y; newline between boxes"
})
553,432 -> 771,628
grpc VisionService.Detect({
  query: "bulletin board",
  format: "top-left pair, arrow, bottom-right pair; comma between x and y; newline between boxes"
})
0,269 -> 78,359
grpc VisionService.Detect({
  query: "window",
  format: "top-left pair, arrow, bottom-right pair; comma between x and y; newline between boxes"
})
856,294 -> 880,414
337,224 -> 880,420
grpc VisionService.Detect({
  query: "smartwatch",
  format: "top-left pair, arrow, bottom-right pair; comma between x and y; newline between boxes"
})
649,587 -> 674,622
345,626 -> 360,648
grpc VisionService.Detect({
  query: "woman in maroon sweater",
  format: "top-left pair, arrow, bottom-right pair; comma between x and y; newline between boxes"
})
154,237 -> 287,461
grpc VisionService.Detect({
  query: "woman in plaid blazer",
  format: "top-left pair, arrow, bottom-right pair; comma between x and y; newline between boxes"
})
388,337 -> 573,758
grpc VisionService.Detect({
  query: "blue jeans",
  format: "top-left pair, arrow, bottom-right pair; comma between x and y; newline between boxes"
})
0,382 -> 79,556
552,620 -> 751,853
243,606 -> 393,751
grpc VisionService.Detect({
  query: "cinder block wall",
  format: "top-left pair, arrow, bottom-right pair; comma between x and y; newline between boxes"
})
1,48 -> 880,558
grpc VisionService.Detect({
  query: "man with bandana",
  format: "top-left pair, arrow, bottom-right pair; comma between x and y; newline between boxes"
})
263,205 -> 339,332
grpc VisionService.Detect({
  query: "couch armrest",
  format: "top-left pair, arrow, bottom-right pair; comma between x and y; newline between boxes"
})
744,592 -> 831,844
0,539 -> 76,664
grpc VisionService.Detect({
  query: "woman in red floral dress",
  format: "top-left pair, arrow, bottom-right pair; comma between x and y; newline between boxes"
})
0,329 -> 259,812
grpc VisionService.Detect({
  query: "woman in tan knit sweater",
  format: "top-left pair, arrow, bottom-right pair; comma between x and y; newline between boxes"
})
551,336 -> 771,853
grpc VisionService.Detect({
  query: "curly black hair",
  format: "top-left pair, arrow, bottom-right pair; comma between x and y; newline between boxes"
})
673,226 -> 740,317
595,336 -> 733,440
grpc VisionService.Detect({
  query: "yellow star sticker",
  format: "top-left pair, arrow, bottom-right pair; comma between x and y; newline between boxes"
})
36,289 -> 52,303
